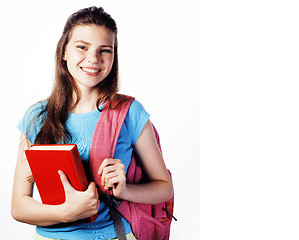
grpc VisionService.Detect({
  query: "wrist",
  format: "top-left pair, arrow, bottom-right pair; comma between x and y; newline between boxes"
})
120,183 -> 133,202
57,203 -> 72,223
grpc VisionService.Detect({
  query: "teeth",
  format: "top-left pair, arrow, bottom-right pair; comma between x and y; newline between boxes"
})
82,67 -> 100,73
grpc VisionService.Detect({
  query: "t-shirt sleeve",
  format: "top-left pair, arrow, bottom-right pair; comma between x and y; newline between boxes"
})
17,101 -> 46,144
124,99 -> 150,145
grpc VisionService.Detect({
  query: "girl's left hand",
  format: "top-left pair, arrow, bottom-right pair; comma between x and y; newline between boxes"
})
98,158 -> 127,199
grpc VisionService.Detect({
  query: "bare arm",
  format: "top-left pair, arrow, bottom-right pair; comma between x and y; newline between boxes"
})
99,120 -> 174,204
11,133 -> 99,226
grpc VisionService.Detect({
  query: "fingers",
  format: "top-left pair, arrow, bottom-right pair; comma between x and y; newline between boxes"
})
58,171 -> 100,222
102,165 -> 125,186
99,159 -> 125,184
98,158 -> 122,175
104,173 -> 126,190
98,158 -> 126,191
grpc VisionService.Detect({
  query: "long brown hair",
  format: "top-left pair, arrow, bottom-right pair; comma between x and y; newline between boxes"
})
34,6 -> 119,144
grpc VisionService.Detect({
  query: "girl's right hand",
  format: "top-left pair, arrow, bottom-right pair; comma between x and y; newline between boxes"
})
58,170 -> 100,222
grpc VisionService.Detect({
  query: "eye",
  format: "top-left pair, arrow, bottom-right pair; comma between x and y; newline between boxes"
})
99,49 -> 112,54
77,45 -> 86,50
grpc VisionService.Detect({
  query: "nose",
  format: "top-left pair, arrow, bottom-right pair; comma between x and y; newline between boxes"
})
87,50 -> 100,64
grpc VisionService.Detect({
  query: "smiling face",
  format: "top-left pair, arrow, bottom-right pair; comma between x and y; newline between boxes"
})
64,24 -> 115,93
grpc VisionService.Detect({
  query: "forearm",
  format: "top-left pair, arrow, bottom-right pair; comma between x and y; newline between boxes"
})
12,134 -> 64,226
12,196 -> 65,226
123,180 -> 173,205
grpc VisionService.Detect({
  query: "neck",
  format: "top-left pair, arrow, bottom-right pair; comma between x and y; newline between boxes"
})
72,88 -> 100,114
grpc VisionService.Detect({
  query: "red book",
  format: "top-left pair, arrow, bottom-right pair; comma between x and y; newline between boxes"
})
25,144 -> 97,223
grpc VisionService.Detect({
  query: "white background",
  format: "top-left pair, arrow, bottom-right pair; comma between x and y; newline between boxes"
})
1,0 -> 299,239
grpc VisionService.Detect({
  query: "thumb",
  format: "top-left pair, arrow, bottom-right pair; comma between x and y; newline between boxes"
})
86,182 -> 97,193
86,182 -> 99,199
58,170 -> 73,192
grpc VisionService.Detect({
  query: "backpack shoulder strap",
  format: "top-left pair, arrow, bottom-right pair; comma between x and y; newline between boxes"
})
90,94 -> 134,193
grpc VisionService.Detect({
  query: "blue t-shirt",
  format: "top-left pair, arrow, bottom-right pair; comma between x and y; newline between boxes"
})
18,99 -> 150,240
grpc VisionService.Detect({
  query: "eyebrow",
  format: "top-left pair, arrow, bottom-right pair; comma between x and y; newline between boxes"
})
74,40 -> 113,49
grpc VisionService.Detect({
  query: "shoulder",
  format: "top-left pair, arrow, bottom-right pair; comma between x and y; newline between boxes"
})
112,94 -> 148,121
127,99 -> 150,123
25,101 -> 47,118
129,99 -> 146,114
21,101 -> 47,125
125,99 -> 150,145
17,100 -> 48,142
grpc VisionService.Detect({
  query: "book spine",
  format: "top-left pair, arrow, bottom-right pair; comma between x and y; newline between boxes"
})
69,146 -> 88,191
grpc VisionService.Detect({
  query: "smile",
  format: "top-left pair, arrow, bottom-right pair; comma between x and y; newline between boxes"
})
81,67 -> 101,73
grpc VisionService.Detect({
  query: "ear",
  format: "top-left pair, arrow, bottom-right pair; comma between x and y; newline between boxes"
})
63,54 -> 67,61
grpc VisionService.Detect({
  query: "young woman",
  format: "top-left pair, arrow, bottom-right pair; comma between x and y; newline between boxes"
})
11,6 -> 173,240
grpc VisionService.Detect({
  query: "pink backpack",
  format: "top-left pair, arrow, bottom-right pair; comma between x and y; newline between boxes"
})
90,95 -> 175,240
